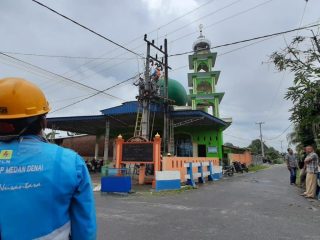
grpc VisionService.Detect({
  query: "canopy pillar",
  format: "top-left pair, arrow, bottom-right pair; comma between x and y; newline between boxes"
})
103,119 -> 110,165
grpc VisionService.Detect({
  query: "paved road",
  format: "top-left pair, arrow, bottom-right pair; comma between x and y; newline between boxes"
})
95,165 -> 320,240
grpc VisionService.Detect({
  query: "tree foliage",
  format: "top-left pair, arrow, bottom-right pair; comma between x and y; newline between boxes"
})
224,142 -> 234,147
270,33 -> 320,148
248,139 -> 281,159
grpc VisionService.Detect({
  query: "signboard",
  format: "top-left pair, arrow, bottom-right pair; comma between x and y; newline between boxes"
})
122,143 -> 153,162
207,146 -> 218,153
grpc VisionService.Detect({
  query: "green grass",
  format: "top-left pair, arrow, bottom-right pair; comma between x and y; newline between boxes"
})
296,169 -> 301,186
272,158 -> 284,164
136,185 -> 195,197
248,165 -> 269,172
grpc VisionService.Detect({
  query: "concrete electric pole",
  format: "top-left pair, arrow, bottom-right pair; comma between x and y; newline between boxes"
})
256,122 -> 265,157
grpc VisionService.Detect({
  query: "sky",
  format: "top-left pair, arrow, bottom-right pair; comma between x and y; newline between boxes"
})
0,0 -> 319,152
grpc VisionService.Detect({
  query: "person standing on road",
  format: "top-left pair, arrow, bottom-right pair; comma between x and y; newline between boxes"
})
285,148 -> 298,185
298,148 -> 307,188
301,145 -> 319,199
0,78 -> 96,239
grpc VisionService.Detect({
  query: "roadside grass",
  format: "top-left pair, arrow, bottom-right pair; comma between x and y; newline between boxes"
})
136,185 -> 195,197
272,158 -> 284,164
296,169 -> 301,186
248,165 -> 269,172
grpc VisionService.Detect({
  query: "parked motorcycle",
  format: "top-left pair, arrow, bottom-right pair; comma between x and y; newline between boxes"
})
86,159 -> 103,173
223,165 -> 234,176
241,163 -> 249,173
232,161 -> 244,173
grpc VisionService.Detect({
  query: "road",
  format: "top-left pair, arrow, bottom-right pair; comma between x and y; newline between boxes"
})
95,165 -> 320,240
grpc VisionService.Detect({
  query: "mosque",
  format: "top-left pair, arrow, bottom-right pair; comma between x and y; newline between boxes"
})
48,28 -> 233,163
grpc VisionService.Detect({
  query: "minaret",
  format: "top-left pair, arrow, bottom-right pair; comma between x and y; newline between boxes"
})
188,24 -> 224,117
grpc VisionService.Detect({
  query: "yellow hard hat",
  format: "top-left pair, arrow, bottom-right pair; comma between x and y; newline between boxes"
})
0,77 -> 50,119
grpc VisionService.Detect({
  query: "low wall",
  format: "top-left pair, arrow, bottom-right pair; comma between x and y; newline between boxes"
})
162,157 -> 220,182
228,151 -> 252,165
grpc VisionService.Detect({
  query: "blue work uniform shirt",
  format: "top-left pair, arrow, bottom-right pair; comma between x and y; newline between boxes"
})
0,135 -> 96,240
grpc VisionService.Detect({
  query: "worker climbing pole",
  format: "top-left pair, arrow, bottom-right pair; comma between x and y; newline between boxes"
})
133,34 -> 171,149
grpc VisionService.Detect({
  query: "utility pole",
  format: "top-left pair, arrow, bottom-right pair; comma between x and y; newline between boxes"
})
134,35 -> 171,144
280,140 -> 283,153
163,39 -> 169,154
256,122 -> 265,157
140,40 -> 151,139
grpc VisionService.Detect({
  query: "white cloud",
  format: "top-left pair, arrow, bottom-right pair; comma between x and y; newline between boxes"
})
0,0 -> 319,151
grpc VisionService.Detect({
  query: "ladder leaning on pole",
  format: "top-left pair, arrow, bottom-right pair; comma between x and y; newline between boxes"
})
168,119 -> 175,154
134,104 -> 143,137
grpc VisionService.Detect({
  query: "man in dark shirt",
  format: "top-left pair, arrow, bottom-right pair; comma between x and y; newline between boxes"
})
285,148 -> 298,185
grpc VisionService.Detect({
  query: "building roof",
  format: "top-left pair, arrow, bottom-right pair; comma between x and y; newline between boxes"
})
100,101 -> 163,115
172,110 -> 228,128
47,101 -> 229,136
223,144 -> 251,153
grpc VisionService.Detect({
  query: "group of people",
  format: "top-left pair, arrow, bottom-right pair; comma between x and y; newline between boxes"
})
285,146 -> 320,199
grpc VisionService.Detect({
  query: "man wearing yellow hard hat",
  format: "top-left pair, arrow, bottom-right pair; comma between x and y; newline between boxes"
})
0,78 -> 96,239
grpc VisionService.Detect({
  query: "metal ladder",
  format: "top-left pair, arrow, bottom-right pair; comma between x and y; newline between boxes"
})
168,119 -> 175,154
149,110 -> 156,140
134,104 -> 143,137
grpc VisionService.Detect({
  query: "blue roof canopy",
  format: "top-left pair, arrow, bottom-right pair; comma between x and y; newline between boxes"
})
47,101 -> 229,135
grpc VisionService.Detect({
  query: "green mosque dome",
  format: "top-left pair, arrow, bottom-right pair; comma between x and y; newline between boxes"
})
158,78 -> 188,106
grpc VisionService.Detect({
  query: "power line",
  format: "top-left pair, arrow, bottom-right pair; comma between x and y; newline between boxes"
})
296,0 -> 308,36
0,52 -> 125,101
170,35 -> 278,72
44,0 -> 241,80
169,22 -> 320,57
0,51 -> 143,60
158,0 -> 243,41
265,123 -> 293,140
224,133 -> 252,141
169,0 -> 274,45
51,74 -> 138,113
61,0 -> 241,82
31,0 -> 143,58
153,0 -> 217,32
264,70 -> 287,122
51,93 -> 93,103
39,0 -> 249,84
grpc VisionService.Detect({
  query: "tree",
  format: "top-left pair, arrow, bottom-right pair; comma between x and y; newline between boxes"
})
270,32 -> 320,149
248,139 -> 281,160
224,142 -> 234,147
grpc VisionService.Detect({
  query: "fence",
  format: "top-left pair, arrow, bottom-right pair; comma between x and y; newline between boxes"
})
252,155 -> 263,165
184,161 -> 222,187
162,157 -> 220,182
228,151 -> 252,165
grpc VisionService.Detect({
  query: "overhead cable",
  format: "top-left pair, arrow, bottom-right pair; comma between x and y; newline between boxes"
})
0,52 -> 124,101
51,74 -> 138,113
169,0 -> 274,45
169,22 -> 320,57
0,51 -> 143,60
31,0 -> 144,58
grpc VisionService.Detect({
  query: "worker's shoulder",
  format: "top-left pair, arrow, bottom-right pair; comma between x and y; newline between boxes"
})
42,142 -> 82,161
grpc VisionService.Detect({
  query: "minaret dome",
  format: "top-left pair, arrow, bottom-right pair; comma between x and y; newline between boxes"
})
192,24 -> 211,53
